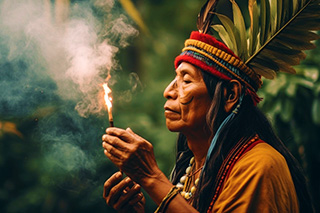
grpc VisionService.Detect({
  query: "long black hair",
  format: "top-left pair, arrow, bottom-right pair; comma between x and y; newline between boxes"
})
170,70 -> 314,212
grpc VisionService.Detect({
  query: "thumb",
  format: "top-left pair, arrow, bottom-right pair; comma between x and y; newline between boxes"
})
126,127 -> 146,142
126,127 -> 134,134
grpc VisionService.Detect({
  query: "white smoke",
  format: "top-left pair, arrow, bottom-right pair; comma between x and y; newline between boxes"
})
0,0 -> 138,173
0,0 -> 138,117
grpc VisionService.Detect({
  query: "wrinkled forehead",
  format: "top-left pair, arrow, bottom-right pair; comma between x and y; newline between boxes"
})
175,62 -> 203,78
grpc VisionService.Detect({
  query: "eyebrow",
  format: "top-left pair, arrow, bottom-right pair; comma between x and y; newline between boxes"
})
176,68 -> 193,77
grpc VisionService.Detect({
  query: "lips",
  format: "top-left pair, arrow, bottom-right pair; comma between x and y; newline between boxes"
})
164,105 -> 181,119
164,105 -> 180,114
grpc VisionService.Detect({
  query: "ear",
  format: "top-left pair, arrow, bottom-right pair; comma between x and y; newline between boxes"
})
223,80 -> 242,113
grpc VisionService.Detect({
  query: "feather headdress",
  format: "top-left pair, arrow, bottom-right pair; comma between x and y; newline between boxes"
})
197,0 -> 320,79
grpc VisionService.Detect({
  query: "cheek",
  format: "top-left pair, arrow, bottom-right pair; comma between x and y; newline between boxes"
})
180,96 -> 210,124
178,89 -> 193,115
179,92 -> 194,105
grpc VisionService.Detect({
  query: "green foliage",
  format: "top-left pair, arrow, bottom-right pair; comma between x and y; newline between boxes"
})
258,43 -> 320,210
0,0 -> 319,212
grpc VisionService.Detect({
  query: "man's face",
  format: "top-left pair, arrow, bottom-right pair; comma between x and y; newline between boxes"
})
163,62 -> 211,134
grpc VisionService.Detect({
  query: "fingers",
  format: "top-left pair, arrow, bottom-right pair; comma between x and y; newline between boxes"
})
102,134 -> 124,148
103,172 -> 123,199
126,127 -> 147,143
128,192 -> 144,205
104,176 -> 135,207
102,140 -> 125,160
126,127 -> 135,135
105,127 -> 133,142
102,129 -> 132,152
104,176 -> 145,212
102,127 -> 147,150
113,183 -> 143,210
102,127 -> 140,164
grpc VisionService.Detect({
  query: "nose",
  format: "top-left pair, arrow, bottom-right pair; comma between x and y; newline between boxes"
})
163,78 -> 177,100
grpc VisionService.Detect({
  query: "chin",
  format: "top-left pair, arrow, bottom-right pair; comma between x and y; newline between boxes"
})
165,120 -> 192,133
166,124 -> 180,132
166,126 -> 180,132
165,120 -> 183,132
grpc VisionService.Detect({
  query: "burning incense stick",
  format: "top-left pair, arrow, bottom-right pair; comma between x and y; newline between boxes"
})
103,83 -> 114,127
103,82 -> 122,173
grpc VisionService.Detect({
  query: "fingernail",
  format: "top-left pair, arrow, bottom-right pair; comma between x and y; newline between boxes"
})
116,172 -> 122,178
134,184 -> 140,190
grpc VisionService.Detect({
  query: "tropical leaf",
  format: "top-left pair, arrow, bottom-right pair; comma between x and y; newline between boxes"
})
312,97 -> 320,124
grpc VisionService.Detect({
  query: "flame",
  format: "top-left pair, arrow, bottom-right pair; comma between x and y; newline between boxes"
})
103,83 -> 112,111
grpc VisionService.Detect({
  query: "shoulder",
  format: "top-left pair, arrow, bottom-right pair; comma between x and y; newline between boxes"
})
229,141 -> 294,187
236,142 -> 288,174
211,141 -> 299,212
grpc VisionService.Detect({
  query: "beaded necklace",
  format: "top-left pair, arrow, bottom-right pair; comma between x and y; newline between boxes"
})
176,157 -> 203,202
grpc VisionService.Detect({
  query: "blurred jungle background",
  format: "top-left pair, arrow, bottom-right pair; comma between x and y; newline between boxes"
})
0,0 -> 319,212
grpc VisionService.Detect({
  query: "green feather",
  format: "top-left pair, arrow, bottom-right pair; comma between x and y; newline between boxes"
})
246,0 -> 320,78
292,0 -> 299,14
212,24 -> 235,51
270,0 -> 278,33
276,0 -> 283,29
197,0 -> 320,79
248,0 -> 259,56
230,0 -> 247,59
260,0 -> 271,45
215,13 -> 238,55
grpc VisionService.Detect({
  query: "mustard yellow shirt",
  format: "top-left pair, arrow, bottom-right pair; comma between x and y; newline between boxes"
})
211,143 -> 299,213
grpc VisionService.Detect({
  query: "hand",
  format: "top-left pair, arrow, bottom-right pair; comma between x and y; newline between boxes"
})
103,171 -> 145,213
102,127 -> 162,185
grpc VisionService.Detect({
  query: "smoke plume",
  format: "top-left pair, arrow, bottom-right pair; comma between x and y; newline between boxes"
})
0,0 -> 138,174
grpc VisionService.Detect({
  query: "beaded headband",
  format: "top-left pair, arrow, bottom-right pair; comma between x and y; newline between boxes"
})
174,31 -> 262,105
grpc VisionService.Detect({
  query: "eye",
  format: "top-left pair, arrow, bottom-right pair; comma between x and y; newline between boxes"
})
182,75 -> 192,84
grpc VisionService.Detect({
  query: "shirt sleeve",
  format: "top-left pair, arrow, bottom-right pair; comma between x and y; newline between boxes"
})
211,143 -> 299,213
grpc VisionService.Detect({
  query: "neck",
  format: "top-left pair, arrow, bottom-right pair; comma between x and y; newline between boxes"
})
185,131 -> 211,170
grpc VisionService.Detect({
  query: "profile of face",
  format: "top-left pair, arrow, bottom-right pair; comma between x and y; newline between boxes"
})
163,62 -> 212,134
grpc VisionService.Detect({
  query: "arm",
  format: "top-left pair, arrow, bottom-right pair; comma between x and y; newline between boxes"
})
102,127 -> 198,212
